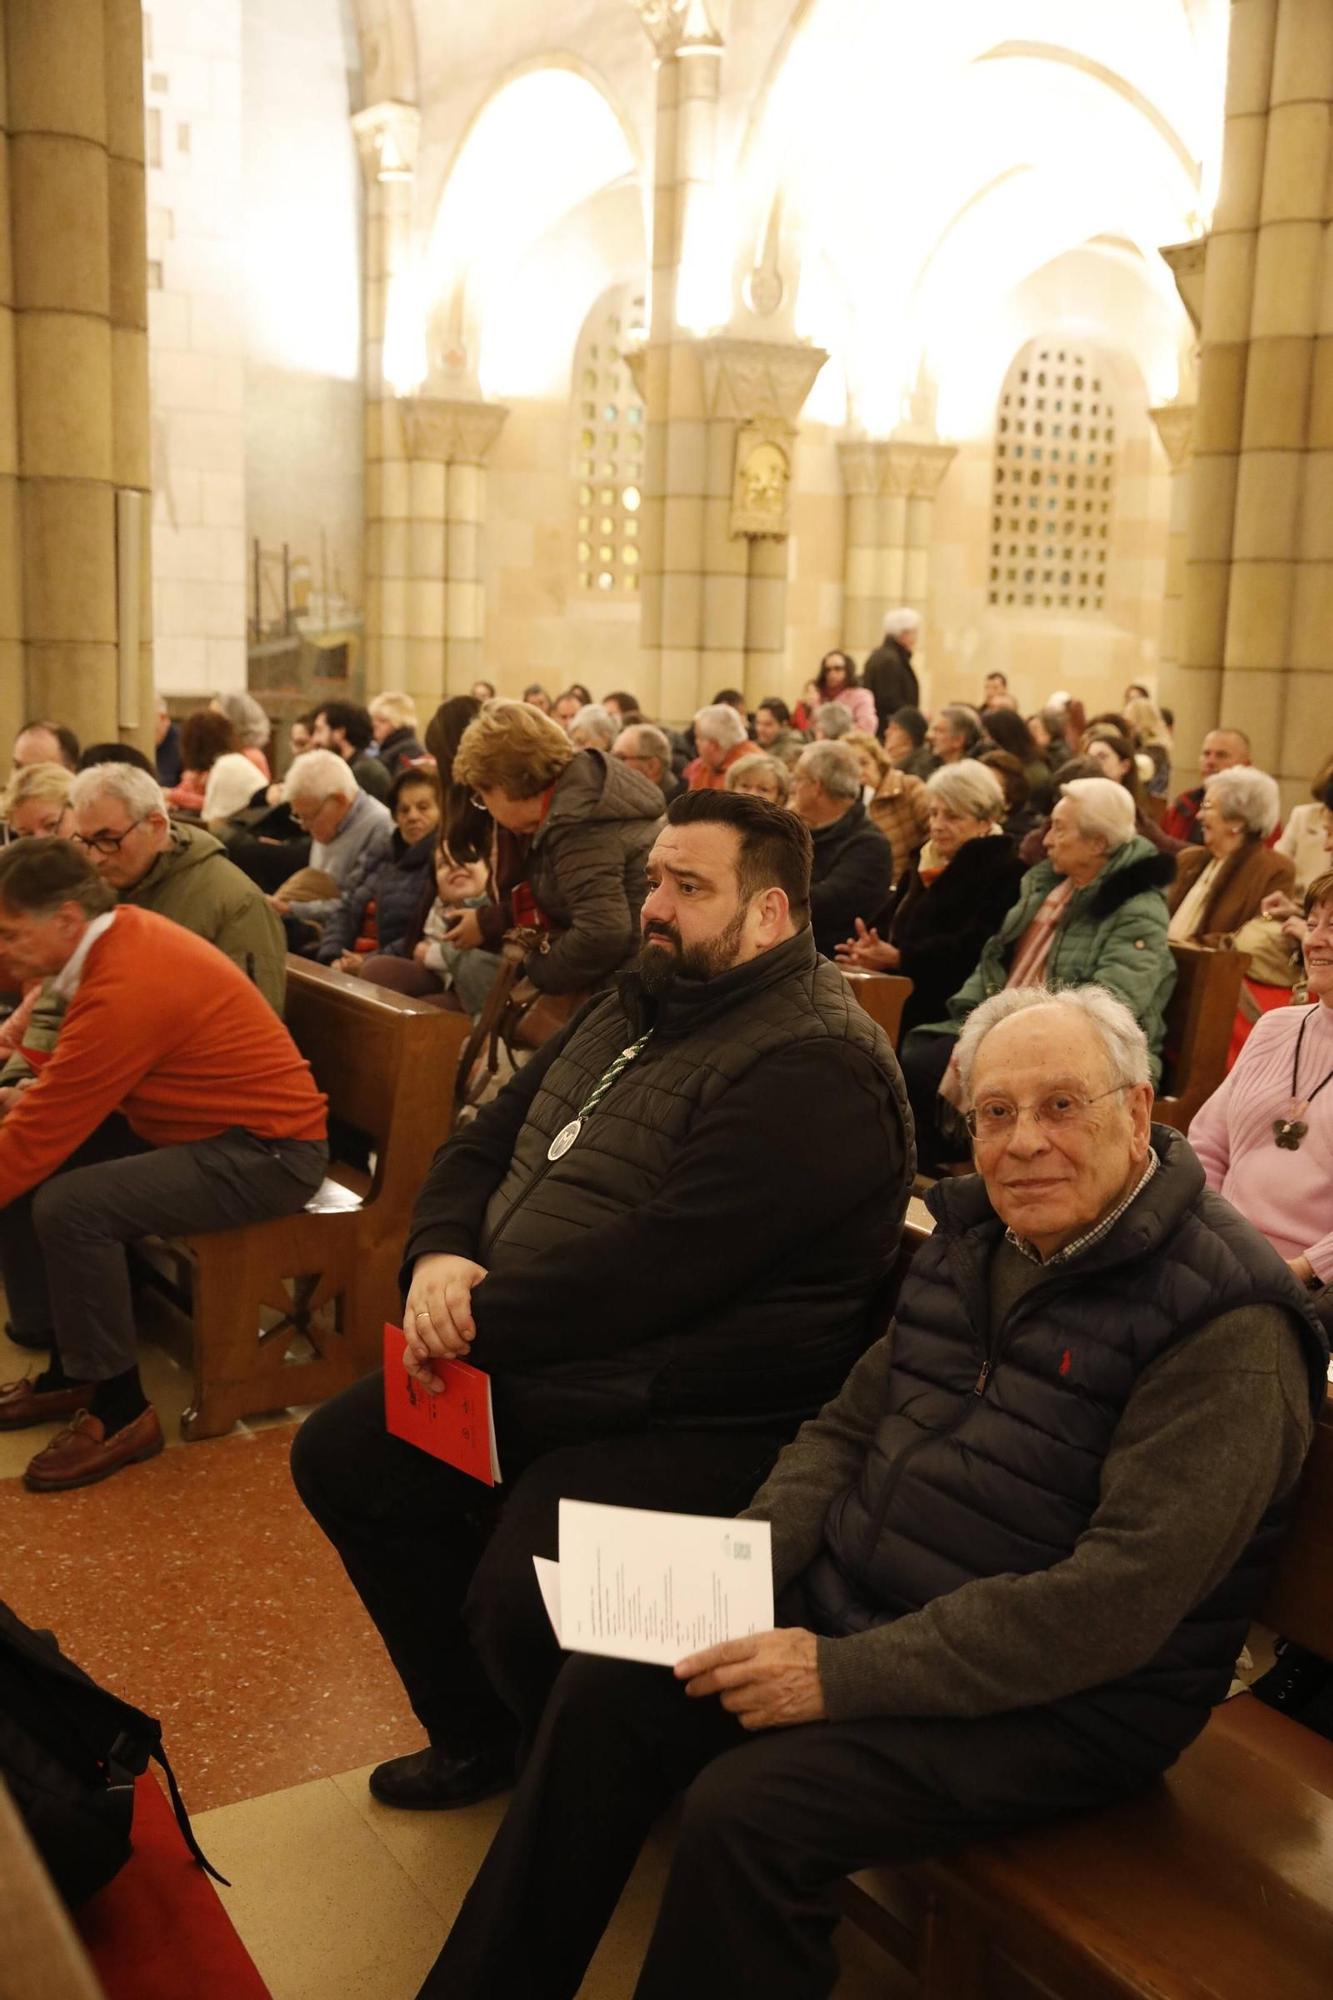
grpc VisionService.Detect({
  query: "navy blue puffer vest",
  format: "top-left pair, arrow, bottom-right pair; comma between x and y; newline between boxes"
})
804,1128 -> 1328,1766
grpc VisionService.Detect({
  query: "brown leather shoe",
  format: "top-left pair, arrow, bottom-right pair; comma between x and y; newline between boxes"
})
24,1406 -> 164,1492
0,1375 -> 95,1431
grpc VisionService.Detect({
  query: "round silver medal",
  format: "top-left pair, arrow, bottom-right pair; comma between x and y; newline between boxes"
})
547,1117 -> 582,1162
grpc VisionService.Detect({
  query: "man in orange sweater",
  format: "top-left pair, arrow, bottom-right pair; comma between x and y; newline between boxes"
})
0,841 -> 328,1491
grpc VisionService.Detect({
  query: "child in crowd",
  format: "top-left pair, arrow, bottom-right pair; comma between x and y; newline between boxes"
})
416,847 -> 499,1014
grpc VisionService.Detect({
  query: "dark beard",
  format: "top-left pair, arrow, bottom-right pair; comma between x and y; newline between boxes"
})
637,907 -> 748,994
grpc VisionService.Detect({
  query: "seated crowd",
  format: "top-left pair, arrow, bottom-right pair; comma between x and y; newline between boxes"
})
0,637 -> 1330,1998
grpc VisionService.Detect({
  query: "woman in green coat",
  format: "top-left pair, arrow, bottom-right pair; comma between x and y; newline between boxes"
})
901,776 -> 1177,1169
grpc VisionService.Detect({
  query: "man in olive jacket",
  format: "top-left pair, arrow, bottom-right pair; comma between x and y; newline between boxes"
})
293,789 -> 912,1813
70,764 -> 286,1011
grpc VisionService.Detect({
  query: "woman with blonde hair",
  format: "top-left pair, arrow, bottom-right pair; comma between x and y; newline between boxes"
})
3,762 -> 74,841
845,730 -> 929,883
725,753 -> 789,806
449,699 -> 664,1000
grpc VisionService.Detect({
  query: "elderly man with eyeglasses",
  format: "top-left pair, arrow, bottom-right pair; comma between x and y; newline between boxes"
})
67,761 -> 286,1011
420,982 -> 1328,2000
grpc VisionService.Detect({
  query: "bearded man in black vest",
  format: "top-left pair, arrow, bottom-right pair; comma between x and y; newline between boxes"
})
422,982 -> 1328,2000
292,788 -> 912,1812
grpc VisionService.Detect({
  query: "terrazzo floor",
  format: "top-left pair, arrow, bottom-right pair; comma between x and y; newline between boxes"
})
0,1312 -> 906,2000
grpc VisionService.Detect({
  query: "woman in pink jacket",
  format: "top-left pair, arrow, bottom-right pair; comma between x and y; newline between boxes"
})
1188,868 -> 1333,1331
813,651 -> 877,735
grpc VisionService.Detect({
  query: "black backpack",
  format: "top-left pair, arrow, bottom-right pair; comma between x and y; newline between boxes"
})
0,1597 -> 226,1907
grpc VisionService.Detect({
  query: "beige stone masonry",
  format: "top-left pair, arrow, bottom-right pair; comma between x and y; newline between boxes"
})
401,397 -> 508,702
837,437 -> 955,677
2,0 -> 154,749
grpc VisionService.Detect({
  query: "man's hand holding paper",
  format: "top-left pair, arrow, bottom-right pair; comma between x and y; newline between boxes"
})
676,1628 -> 825,1730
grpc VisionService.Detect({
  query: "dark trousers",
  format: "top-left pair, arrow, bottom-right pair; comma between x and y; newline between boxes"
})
423,1649 -> 1148,2000
290,1369 -> 791,1749
0,1121 -> 327,1379
897,1028 -> 961,1174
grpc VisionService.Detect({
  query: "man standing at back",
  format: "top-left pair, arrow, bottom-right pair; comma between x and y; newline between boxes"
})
862,609 -> 920,728
293,790 -> 912,1811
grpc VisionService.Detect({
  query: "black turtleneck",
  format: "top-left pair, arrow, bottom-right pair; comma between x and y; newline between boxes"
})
401,929 -> 908,1369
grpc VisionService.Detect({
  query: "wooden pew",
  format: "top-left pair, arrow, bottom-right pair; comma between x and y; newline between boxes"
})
169,960 -> 471,1439
1153,940 -> 1250,1132
844,1210 -> 1333,1999
839,967 -> 914,1047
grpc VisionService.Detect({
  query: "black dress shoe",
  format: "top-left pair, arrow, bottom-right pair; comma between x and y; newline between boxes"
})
368,1742 -> 515,1811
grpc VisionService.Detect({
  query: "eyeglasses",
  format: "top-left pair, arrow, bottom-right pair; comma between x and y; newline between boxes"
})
71,816 -> 148,856
965,1084 -> 1126,1145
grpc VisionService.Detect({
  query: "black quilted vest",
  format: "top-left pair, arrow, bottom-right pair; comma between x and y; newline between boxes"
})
804,1128 -> 1328,1765
479,929 -> 911,1439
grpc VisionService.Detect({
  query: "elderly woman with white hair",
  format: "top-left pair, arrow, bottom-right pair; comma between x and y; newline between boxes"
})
837,759 -> 1025,1036
901,775 -> 1177,1170
1166,765 -> 1294,946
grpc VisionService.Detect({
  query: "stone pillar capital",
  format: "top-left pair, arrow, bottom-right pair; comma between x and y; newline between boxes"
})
889,439 -> 956,500
403,398 -> 509,466
699,336 -> 828,424
627,0 -> 722,58
1149,402 -> 1196,472
351,100 -> 421,184
1159,237 -> 1207,336
838,436 -> 955,499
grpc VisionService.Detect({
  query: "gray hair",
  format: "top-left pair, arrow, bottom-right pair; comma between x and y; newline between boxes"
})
798,739 -> 861,801
284,747 -> 358,805
957,984 -> 1151,1103
1205,765 -> 1280,839
70,762 -> 167,820
620,723 -> 671,772
883,606 -> 920,637
725,752 -> 790,802
925,757 -> 1004,823
1059,775 -> 1136,850
570,702 -> 619,751
214,690 -> 271,749
937,704 -> 982,750
813,701 -> 854,740
693,703 -> 749,750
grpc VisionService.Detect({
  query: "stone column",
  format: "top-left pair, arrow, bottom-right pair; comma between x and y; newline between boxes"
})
352,100 -> 419,695
633,4 -> 725,718
1222,0 -> 1333,779
837,437 -> 955,680
1148,403 -> 1196,714
0,2 -> 22,750
1178,2 -> 1273,771
403,398 -> 508,703
5,0 -> 153,750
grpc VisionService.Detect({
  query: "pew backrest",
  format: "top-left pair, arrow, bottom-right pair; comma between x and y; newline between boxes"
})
840,967 -> 914,1048
1154,941 -> 1249,1132
284,958 -> 461,1208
